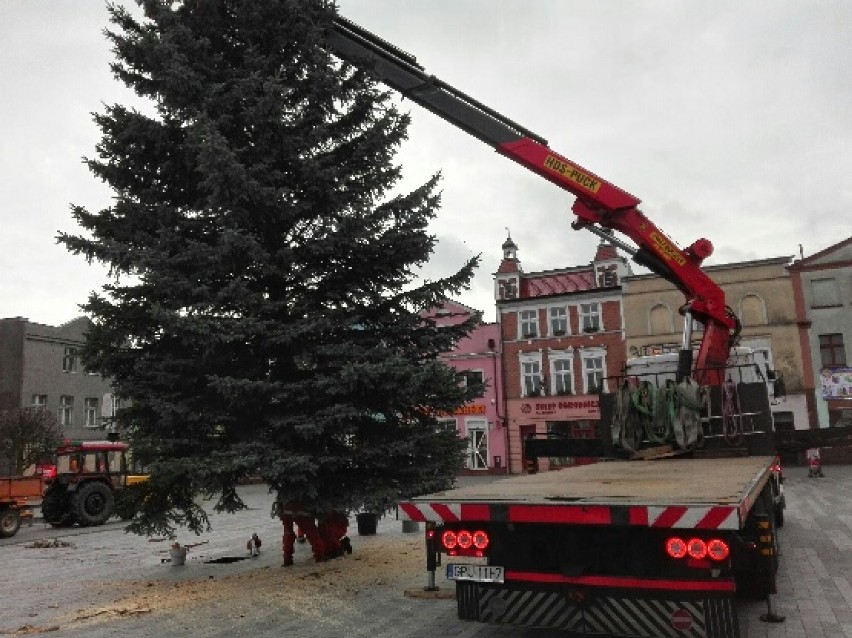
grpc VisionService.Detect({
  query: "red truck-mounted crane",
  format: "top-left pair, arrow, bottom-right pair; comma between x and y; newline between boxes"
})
329,16 -> 740,387
324,15 -> 783,638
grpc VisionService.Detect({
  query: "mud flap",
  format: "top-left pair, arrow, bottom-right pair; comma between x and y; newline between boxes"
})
455,582 -> 739,638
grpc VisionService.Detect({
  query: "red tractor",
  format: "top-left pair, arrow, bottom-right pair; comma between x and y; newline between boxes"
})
40,440 -> 148,527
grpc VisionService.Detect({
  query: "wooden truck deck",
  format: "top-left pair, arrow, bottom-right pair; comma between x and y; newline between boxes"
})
414,456 -> 774,507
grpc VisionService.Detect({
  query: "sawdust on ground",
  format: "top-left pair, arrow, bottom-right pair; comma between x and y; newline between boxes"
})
50,534 -> 426,633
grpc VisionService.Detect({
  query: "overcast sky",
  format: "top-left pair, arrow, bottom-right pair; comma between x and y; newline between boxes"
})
2,1 -> 850,327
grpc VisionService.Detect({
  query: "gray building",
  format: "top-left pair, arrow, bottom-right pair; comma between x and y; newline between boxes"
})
789,237 -> 852,429
0,316 -> 116,441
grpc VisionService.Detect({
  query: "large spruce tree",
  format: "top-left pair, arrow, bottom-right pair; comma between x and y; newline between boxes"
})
59,0 -> 479,536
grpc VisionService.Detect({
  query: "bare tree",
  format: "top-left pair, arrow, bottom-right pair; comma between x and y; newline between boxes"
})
0,408 -> 62,476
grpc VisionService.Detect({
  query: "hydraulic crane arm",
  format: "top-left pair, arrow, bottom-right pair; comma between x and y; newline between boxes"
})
328,16 -> 739,384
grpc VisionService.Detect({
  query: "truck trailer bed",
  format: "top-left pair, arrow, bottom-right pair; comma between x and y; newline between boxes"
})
402,457 -> 774,530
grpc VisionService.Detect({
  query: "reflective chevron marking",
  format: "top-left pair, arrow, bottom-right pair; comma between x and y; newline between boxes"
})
399,502 -> 740,529
648,506 -> 739,530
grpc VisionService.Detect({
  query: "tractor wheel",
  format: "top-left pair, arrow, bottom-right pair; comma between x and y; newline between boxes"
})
0,506 -> 21,538
72,482 -> 115,526
41,487 -> 75,527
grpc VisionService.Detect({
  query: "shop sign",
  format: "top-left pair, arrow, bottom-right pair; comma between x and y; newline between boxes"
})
509,396 -> 600,421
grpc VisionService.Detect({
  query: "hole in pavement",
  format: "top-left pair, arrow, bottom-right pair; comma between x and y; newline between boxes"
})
204,556 -> 252,564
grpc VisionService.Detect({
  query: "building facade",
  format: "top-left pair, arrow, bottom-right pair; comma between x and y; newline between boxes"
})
788,237 -> 852,430
0,317 -> 116,441
428,301 -> 507,475
494,236 -> 631,474
622,256 -> 809,429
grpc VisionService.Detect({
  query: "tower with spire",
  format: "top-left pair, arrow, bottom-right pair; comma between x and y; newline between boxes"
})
494,231 -> 521,301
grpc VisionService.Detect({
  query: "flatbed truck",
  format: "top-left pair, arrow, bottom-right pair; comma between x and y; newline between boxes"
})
400,454 -> 781,637
323,11 -> 785,636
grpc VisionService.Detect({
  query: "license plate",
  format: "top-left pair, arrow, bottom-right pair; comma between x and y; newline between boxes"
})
446,564 -> 505,583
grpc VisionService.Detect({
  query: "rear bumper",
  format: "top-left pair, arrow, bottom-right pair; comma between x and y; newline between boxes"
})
456,579 -> 739,638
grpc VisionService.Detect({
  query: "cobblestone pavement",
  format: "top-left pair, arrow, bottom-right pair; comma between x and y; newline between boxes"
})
2,465 -> 851,638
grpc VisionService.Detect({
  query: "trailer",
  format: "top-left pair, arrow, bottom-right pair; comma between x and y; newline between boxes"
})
0,476 -> 43,538
400,454 -> 780,637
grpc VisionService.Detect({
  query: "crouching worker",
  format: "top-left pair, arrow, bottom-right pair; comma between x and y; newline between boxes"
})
277,499 -> 325,566
318,510 -> 352,559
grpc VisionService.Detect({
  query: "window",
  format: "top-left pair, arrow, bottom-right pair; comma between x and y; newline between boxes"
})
579,303 -> 601,332
820,334 -> 847,367
580,347 -> 607,393
85,398 -> 99,428
59,395 -> 73,426
549,306 -> 568,335
521,360 -> 542,396
498,278 -> 518,300
62,347 -> 78,373
31,394 -> 47,408
519,309 -> 539,338
811,278 -> 840,308
461,370 -> 485,397
649,304 -> 673,335
740,294 -> 766,326
553,359 -> 574,395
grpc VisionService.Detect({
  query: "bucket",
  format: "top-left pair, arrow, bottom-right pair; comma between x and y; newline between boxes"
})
169,546 -> 187,566
356,512 -> 378,536
401,520 -> 420,533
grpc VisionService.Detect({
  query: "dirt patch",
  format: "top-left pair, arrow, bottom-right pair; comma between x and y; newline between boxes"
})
57,534 -> 425,631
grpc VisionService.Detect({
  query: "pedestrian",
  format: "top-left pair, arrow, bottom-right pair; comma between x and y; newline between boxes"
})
807,448 -> 824,477
318,510 -> 352,559
277,498 -> 325,566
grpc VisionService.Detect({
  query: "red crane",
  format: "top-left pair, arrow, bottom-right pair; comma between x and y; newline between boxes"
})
327,16 -> 740,385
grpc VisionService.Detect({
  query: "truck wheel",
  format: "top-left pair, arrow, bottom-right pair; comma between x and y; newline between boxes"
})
72,482 -> 115,526
0,506 -> 21,538
41,487 -> 75,527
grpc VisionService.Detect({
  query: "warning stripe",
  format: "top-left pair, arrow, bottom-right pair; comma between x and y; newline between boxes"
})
648,506 -> 738,530
399,502 -> 739,529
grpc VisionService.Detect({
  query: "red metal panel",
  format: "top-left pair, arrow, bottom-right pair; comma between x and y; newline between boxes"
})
508,505 -> 612,525
629,506 -> 649,526
506,571 -> 737,592
460,504 -> 491,521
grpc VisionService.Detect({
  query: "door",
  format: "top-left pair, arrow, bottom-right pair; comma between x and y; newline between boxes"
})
466,420 -> 488,470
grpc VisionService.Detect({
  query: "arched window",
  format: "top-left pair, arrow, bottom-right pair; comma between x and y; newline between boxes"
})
740,294 -> 766,326
649,303 -> 673,335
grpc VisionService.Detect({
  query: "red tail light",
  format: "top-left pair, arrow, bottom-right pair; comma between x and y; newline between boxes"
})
457,530 -> 473,549
441,530 -> 457,549
441,528 -> 490,553
666,537 -> 687,559
472,530 -> 489,550
706,539 -> 730,561
687,538 -> 707,560
666,536 -> 729,562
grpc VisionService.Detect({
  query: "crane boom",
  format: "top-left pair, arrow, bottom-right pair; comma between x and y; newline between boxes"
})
328,15 -> 739,384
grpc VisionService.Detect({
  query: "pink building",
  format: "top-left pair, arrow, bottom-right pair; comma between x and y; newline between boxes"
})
494,234 -> 631,474
427,301 -> 508,475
